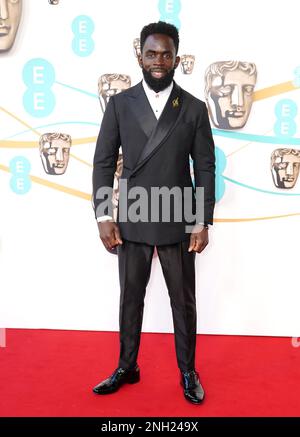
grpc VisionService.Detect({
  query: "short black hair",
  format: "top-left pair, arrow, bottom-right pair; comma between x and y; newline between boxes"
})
140,21 -> 179,54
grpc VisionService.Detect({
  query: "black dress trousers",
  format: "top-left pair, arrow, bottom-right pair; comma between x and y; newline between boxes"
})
117,239 -> 196,372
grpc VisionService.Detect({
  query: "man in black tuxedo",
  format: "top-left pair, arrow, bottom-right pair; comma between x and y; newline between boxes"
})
92,21 -> 215,404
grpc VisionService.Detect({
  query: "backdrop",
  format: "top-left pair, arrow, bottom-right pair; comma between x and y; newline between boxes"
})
1,0 -> 300,336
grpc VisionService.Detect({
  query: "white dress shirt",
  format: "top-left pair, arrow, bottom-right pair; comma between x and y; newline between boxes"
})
142,79 -> 173,120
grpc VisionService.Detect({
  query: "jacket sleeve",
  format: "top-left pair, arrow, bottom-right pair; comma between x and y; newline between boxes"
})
92,96 -> 121,220
191,102 -> 216,225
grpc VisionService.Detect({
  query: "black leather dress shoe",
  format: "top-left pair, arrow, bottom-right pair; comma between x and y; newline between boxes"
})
93,364 -> 140,394
181,370 -> 205,404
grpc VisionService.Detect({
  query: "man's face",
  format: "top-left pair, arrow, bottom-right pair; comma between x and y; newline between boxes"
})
40,137 -> 71,175
138,33 -> 180,80
0,0 -> 22,52
271,151 -> 300,189
207,68 -> 256,129
181,55 -> 195,74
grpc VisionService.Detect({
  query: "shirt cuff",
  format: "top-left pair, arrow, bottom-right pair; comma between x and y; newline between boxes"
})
96,215 -> 113,222
198,222 -> 209,228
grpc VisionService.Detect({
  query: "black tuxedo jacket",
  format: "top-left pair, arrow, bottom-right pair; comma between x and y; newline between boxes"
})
92,81 -> 215,246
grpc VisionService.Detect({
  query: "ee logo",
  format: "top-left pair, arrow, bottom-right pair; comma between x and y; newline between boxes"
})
72,15 -> 95,57
23,58 -> 56,118
9,157 -> 31,195
190,146 -> 227,203
293,66 -> 300,88
158,0 -> 181,29
274,99 -> 298,138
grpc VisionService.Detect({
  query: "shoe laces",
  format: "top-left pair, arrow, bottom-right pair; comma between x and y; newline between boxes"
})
110,367 -> 125,383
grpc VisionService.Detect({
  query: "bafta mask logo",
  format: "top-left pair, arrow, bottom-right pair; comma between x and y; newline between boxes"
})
98,73 -> 131,113
180,55 -> 195,75
103,153 -> 123,255
49,0 -> 59,4
133,37 -> 141,58
0,0 -> 22,52
112,153 -> 123,222
39,133 -> 72,175
205,61 -> 257,130
271,148 -> 300,189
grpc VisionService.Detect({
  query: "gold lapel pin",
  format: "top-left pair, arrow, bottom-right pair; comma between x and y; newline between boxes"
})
172,97 -> 179,108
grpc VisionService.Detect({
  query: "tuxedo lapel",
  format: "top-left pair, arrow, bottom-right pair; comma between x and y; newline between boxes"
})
131,82 -> 184,176
126,82 -> 157,139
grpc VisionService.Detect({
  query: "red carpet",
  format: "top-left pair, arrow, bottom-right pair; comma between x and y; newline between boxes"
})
0,329 -> 299,417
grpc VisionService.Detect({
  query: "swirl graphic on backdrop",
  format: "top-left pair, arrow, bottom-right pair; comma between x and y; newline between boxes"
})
0,0 -> 22,53
48,0 -> 59,4
39,132 -> 72,175
2,62 -> 300,223
97,73 -> 131,114
180,55 -> 195,75
205,61 -> 257,130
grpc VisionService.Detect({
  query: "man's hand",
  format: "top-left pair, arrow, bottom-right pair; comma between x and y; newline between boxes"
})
98,220 -> 123,251
188,224 -> 209,253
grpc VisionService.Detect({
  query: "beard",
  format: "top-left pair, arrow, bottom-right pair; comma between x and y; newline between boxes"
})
142,67 -> 175,93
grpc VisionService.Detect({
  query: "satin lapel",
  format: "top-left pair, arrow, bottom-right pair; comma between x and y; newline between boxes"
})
132,83 -> 183,174
126,82 -> 158,139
